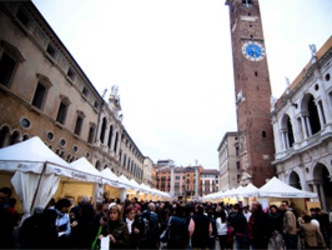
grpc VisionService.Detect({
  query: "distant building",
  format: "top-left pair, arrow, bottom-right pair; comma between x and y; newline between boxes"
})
156,165 -> 208,200
271,36 -> 332,211
156,159 -> 175,170
218,132 -> 241,191
156,167 -> 171,192
200,169 -> 219,196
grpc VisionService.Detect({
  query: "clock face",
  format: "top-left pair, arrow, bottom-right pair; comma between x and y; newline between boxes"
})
242,41 -> 266,61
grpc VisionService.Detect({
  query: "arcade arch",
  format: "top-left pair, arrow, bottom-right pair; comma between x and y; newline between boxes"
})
312,163 -> 332,211
289,171 -> 302,189
281,114 -> 294,149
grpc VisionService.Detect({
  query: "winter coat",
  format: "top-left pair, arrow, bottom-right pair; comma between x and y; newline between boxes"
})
101,220 -> 129,249
283,210 -> 297,235
299,222 -> 326,248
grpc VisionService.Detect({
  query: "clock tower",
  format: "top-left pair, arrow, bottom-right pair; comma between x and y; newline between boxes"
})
226,0 -> 275,187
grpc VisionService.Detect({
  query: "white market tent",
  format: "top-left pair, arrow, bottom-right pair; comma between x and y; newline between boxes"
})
259,177 -> 317,198
101,168 -> 122,199
202,177 -> 317,203
70,157 -> 101,179
101,168 -> 120,187
66,157 -> 104,203
237,183 -> 259,198
0,137 -> 98,218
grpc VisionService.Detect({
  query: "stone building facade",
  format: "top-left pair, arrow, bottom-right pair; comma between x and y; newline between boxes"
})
271,36 -> 332,211
143,157 -> 153,186
0,2 -> 145,183
218,132 -> 241,191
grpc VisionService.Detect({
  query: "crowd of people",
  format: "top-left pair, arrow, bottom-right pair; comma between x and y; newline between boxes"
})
1,186 -> 332,249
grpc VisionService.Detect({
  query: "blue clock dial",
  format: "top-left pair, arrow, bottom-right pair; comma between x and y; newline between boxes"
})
242,41 -> 266,61
246,44 -> 262,58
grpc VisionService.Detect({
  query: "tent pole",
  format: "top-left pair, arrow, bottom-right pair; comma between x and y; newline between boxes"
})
30,162 -> 47,213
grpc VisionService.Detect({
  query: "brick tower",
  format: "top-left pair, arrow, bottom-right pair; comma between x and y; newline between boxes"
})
226,0 -> 275,187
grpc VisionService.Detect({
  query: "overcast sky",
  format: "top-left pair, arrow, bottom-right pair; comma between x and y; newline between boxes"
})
32,0 -> 332,169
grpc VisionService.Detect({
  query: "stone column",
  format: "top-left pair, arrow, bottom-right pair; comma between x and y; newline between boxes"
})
305,116 -> 313,136
282,132 -> 287,150
170,165 -> 175,197
301,116 -> 308,139
195,167 -> 199,199
312,184 -> 319,195
316,101 -> 325,127
318,184 -> 327,211
317,78 -> 332,124
272,119 -> 281,153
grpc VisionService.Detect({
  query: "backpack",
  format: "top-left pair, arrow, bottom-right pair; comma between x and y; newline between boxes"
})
136,211 -> 153,241
169,217 -> 188,244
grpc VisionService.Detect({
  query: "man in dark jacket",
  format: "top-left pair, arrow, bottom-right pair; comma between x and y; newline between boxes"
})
189,205 -> 212,249
231,206 -> 248,249
250,201 -> 271,249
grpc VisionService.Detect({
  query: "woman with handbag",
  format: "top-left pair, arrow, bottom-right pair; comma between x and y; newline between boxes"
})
299,215 -> 326,249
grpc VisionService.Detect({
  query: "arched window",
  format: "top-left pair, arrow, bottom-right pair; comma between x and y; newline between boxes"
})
95,160 -> 100,170
308,95 -> 321,134
100,117 -> 107,143
74,111 -> 85,136
289,171 -> 302,189
87,123 -> 96,144
0,126 -> 10,148
113,132 -> 119,153
9,130 -> 20,145
0,40 -> 25,88
56,95 -> 71,125
281,114 -> 294,149
107,125 -> 113,149
301,93 -> 321,137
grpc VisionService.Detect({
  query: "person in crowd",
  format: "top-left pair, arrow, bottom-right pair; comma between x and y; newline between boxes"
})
249,201 -> 271,249
298,215 -> 326,249
231,205 -> 248,249
74,201 -> 98,248
215,206 -> 228,249
130,197 -> 142,212
124,206 -> 140,248
207,207 -> 217,250
0,187 -> 15,249
167,204 -> 189,249
243,205 -> 251,223
18,206 -> 57,248
70,196 -> 91,220
314,207 -> 330,248
51,198 -> 72,248
188,205 -> 212,249
138,202 -> 160,249
100,204 -> 129,249
268,204 -> 284,249
281,200 -> 297,249
91,215 -> 108,249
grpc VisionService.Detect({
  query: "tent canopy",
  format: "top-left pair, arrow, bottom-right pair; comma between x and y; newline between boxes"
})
101,168 -> 120,187
0,136 -> 70,174
259,177 -> 317,198
70,157 -> 101,177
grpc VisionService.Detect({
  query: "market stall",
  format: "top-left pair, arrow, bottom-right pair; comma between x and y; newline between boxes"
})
101,168 -> 122,200
257,177 -> 318,214
0,137 -> 96,218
